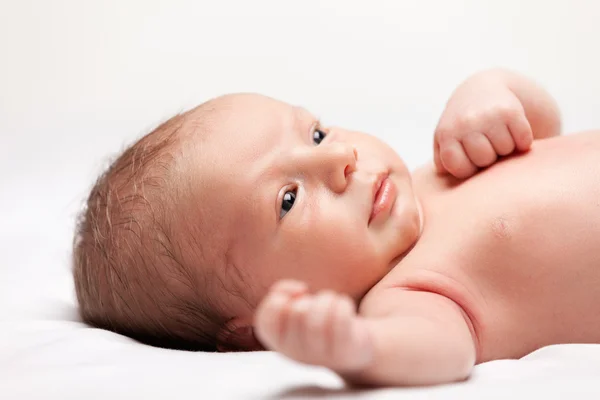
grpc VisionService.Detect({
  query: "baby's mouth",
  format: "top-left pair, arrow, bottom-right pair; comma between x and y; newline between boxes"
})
369,173 -> 397,225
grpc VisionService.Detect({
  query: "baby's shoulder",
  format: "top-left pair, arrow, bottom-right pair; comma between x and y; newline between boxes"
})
359,261 -> 483,332
359,263 -> 478,319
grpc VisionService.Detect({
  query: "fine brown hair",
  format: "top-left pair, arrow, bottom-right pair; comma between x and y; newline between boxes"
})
73,111 -> 225,351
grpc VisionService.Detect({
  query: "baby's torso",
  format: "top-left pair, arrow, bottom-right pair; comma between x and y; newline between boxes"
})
381,131 -> 600,362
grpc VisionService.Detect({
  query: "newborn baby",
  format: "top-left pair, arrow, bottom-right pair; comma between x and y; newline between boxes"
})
74,68 -> 600,386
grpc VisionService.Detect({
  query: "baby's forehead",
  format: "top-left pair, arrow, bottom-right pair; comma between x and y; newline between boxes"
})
198,93 -> 311,128
186,93 -> 314,153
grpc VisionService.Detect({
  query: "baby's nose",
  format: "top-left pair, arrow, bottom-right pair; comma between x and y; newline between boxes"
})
312,143 -> 357,193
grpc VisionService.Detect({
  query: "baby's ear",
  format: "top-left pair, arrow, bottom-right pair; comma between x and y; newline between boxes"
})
217,317 -> 264,352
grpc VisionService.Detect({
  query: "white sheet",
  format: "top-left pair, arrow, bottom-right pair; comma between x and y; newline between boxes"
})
3,1 -> 600,399
3,313 -> 600,399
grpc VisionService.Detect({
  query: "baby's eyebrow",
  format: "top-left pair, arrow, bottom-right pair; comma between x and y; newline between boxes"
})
293,107 -> 320,135
295,106 -> 317,122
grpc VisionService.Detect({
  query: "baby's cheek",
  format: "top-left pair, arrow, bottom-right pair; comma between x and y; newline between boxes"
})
326,221 -> 373,264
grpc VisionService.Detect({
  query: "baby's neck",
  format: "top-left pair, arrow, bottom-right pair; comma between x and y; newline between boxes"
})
389,193 -> 424,268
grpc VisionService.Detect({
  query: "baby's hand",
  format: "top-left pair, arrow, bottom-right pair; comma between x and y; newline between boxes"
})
254,280 -> 372,373
434,76 -> 533,179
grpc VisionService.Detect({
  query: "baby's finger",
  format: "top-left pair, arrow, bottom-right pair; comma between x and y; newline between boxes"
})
486,125 -> 515,156
254,291 -> 292,350
305,291 -> 337,356
462,133 -> 497,168
440,139 -> 478,179
282,296 -> 312,356
508,112 -> 533,152
434,139 -> 446,174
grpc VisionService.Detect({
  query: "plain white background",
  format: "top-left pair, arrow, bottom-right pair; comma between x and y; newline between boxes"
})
2,1 -> 600,398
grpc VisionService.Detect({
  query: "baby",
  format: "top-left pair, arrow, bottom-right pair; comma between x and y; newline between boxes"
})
73,68 -> 600,386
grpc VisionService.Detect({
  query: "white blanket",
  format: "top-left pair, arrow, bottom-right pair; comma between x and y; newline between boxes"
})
3,312 -> 600,399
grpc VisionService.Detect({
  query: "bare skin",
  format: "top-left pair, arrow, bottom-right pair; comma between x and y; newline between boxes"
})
190,69 -> 598,386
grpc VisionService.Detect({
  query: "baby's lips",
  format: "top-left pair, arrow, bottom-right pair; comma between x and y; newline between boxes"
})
368,171 -> 389,224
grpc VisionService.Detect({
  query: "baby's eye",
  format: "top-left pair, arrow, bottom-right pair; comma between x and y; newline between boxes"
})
280,189 -> 297,219
312,128 -> 327,145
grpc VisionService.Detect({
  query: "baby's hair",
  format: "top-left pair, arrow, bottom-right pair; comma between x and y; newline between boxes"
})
73,110 -> 225,351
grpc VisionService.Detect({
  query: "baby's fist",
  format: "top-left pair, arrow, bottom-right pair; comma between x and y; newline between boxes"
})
254,280 -> 372,373
434,80 -> 533,179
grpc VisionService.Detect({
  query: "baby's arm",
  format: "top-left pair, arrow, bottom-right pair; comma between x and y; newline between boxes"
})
254,281 -> 476,386
435,68 -> 561,178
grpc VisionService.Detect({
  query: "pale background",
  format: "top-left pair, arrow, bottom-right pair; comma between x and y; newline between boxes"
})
2,1 -> 600,399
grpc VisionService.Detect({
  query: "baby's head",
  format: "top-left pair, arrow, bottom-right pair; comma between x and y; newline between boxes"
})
73,94 -> 422,351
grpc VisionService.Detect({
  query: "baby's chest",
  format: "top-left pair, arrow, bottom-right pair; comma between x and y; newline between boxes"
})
411,175 -> 600,359
396,212 -> 600,361
437,175 -> 600,307
418,137 -> 600,296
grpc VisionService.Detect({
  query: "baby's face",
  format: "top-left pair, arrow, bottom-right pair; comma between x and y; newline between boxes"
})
187,94 -> 421,316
